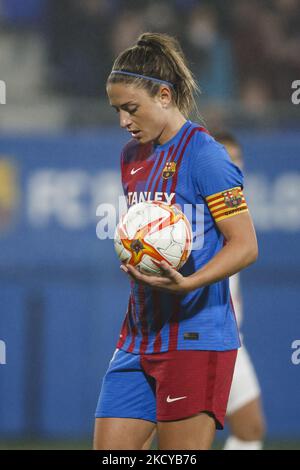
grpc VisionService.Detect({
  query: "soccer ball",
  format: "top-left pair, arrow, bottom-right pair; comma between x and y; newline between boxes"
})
114,201 -> 192,276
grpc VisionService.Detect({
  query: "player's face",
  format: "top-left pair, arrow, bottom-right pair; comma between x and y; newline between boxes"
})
224,143 -> 243,169
107,82 -> 170,145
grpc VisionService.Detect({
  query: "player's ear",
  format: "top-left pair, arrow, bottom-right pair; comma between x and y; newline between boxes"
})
159,85 -> 172,108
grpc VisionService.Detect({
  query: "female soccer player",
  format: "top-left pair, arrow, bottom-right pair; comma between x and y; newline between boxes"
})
93,32 -> 258,450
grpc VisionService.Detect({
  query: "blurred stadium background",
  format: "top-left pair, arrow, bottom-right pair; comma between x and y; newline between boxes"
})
0,0 -> 300,450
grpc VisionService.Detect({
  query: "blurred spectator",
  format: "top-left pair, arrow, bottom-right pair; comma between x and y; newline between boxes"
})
240,77 -> 273,115
261,0 -> 300,100
230,0 -> 300,103
46,0 -> 116,97
111,2 -> 178,57
0,0 -> 299,106
182,4 -> 236,100
230,1 -> 272,103
143,2 -> 178,37
110,9 -> 145,56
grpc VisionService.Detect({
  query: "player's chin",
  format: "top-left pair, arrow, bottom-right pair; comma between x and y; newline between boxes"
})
135,131 -> 155,145
136,133 -> 149,144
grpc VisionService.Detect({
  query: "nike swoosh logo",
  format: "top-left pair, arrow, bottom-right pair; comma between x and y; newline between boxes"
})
166,395 -> 187,403
130,167 -> 143,175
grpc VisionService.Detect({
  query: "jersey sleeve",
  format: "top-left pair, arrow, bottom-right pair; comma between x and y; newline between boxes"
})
192,138 -> 248,222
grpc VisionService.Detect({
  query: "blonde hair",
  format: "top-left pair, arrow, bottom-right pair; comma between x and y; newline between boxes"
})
107,32 -> 200,119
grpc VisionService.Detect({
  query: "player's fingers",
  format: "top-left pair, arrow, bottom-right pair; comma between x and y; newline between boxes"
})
158,261 -> 177,278
125,264 -> 140,279
120,264 -> 128,273
125,264 -> 152,284
125,263 -> 180,291
121,264 -> 143,283
158,261 -> 172,273
159,261 -> 182,282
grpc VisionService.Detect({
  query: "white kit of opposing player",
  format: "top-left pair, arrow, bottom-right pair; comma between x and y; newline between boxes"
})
226,273 -> 261,416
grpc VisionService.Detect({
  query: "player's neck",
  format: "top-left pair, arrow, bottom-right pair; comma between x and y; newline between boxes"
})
156,111 -> 187,146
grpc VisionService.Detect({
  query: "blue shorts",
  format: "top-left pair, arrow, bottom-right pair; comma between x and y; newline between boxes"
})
95,348 -> 156,422
95,348 -> 237,428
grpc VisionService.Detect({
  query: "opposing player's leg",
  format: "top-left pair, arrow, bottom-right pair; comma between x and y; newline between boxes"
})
158,413 -> 215,450
225,397 -> 265,449
94,349 -> 156,450
93,417 -> 155,450
224,345 -> 265,450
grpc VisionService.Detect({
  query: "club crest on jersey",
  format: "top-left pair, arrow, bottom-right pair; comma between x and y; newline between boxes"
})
162,161 -> 176,179
222,188 -> 242,208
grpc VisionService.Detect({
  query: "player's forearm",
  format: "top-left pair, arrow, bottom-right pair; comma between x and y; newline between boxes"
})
185,239 -> 258,292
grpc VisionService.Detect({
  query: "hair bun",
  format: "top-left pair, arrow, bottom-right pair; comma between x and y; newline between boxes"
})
137,40 -> 149,47
137,39 -> 162,51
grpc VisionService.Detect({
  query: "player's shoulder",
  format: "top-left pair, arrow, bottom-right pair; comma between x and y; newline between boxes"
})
188,122 -> 225,155
188,122 -> 231,171
121,139 -> 153,164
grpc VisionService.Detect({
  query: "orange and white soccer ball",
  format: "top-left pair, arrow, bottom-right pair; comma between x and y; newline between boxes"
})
114,201 -> 192,276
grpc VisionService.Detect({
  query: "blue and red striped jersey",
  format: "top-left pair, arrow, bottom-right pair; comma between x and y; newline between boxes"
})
117,120 -> 244,354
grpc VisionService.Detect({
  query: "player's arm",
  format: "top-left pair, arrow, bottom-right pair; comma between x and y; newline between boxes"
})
123,142 -> 258,293
122,210 -> 257,294
186,211 -> 258,291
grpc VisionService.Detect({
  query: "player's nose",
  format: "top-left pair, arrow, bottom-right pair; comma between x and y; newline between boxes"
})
119,110 -> 132,129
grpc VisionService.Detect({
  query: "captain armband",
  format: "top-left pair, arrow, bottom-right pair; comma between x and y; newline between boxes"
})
206,187 -> 248,222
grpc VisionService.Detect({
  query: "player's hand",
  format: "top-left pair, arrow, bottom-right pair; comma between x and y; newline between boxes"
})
120,261 -> 190,294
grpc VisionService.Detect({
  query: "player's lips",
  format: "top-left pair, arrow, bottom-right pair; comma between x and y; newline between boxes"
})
129,129 -> 142,138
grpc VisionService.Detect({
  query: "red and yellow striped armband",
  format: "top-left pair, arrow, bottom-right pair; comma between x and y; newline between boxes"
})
205,186 -> 248,222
